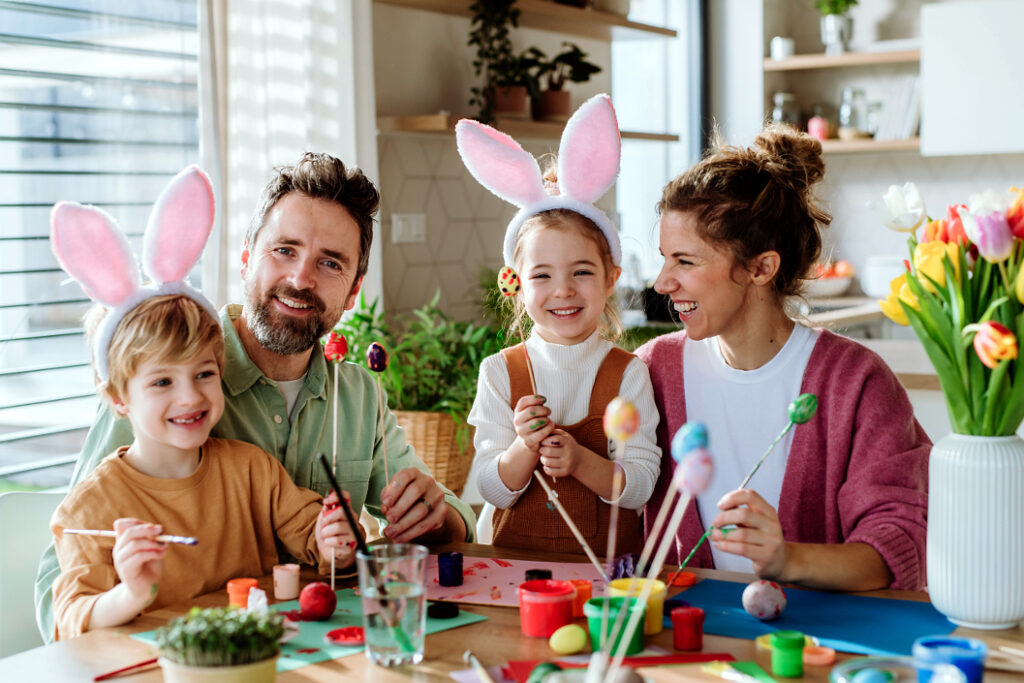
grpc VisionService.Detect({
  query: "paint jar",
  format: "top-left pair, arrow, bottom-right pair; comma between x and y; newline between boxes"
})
913,636 -> 987,683
583,596 -> 646,656
671,606 -> 704,651
437,551 -> 464,587
609,578 -> 667,635
227,577 -> 259,608
569,579 -> 592,618
770,629 -> 806,677
518,579 -> 576,637
272,564 -> 300,600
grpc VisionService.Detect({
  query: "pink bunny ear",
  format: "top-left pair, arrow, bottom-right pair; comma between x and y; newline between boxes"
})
456,120 -> 547,207
557,94 -> 621,203
50,202 -> 140,306
142,165 -> 215,284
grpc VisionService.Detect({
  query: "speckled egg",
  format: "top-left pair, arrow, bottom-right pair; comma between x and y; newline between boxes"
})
741,579 -> 787,620
673,447 -> 713,495
603,397 -> 639,443
548,623 -> 587,655
497,266 -> 521,296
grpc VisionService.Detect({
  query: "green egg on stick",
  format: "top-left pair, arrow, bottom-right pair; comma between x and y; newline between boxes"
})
668,393 -> 818,584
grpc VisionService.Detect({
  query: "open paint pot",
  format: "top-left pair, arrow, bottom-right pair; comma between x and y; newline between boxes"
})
583,596 -> 646,656
518,579 -> 576,637
913,636 -> 986,683
609,578 -> 666,635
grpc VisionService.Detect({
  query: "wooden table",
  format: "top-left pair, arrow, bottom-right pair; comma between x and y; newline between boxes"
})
2,543 -> 1022,681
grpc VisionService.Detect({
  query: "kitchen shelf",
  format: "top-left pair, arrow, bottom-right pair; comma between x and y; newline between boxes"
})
820,137 -> 920,154
377,114 -> 679,141
763,50 -> 920,72
373,0 -> 676,40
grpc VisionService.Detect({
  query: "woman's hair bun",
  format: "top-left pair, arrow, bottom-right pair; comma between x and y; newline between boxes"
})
752,124 -> 825,193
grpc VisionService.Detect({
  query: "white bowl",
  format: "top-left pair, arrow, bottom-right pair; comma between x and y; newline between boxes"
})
802,276 -> 853,299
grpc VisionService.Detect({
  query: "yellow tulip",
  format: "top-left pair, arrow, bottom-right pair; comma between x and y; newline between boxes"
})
913,240 -> 960,294
1015,262 -> 1024,305
879,273 -> 912,326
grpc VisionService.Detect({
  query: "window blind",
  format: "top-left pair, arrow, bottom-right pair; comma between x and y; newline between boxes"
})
0,0 -> 199,488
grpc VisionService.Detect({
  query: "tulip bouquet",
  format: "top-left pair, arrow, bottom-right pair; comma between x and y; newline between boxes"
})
874,182 -> 1024,435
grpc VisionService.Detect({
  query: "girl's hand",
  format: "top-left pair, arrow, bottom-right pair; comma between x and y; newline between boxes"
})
111,518 -> 165,605
513,394 -> 554,451
710,489 -> 789,579
317,491 -> 357,568
538,429 -> 582,478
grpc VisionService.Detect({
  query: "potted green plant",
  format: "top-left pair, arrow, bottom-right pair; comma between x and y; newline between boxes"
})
468,0 -> 526,122
155,607 -> 284,683
814,0 -> 858,55
329,292 -> 504,495
524,42 -> 603,122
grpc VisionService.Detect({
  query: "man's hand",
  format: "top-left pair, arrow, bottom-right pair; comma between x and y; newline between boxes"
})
111,518 -> 165,605
316,490 -> 358,568
379,467 -> 447,542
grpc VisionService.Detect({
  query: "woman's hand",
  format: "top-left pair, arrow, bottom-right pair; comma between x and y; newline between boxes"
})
111,517 -> 165,605
316,490 -> 358,568
538,429 -> 582,478
512,394 -> 554,451
710,489 -> 789,579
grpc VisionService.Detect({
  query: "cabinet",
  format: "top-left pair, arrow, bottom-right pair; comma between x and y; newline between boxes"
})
762,49 -> 921,154
372,0 -> 679,141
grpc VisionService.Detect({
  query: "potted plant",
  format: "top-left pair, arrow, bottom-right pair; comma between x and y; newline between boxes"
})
523,42 -> 603,122
468,0 -> 526,122
155,606 -> 284,682
814,0 -> 857,55
329,292 -> 504,495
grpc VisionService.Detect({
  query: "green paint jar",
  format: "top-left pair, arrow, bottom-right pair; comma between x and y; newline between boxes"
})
770,629 -> 805,677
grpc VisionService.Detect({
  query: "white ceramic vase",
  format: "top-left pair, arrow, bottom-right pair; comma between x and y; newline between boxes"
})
820,14 -> 852,56
159,655 -> 278,683
928,433 -> 1024,629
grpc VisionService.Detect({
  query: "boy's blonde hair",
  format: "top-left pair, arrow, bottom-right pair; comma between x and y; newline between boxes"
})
85,295 -> 225,404
510,208 -> 623,342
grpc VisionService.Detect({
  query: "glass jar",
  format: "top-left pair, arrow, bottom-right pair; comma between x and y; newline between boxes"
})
838,87 -> 867,140
771,92 -> 799,129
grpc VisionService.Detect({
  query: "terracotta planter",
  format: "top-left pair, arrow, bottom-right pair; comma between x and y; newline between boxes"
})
532,90 -> 571,123
159,654 -> 278,683
489,85 -> 528,119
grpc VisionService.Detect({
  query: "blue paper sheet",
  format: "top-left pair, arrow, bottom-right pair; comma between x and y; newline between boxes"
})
663,578 -> 954,656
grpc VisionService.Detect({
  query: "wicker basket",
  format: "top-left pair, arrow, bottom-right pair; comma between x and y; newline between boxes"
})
394,410 -> 474,497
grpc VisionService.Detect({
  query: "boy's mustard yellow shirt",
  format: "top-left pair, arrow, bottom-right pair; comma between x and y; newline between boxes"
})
51,438 -> 326,639
36,305 -> 475,641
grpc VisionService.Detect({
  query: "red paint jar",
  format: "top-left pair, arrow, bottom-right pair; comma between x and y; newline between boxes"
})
518,579 -> 576,637
671,606 -> 705,651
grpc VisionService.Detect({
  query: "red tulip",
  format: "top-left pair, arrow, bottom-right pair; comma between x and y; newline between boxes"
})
1008,187 -> 1024,239
945,204 -> 970,246
973,321 -> 1018,369
324,331 -> 348,363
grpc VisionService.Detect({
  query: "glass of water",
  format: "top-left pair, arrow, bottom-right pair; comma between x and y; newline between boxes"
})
356,543 -> 428,667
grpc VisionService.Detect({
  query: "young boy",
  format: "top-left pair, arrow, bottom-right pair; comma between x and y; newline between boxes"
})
51,295 -> 355,639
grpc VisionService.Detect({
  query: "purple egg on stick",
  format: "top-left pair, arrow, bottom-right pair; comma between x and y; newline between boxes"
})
366,341 -> 389,372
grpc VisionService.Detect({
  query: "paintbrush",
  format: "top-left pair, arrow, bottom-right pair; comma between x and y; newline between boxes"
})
59,529 -> 197,545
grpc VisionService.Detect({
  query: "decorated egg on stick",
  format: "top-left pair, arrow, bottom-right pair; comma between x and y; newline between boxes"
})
366,341 -> 389,372
497,265 -> 521,296
742,580 -> 787,620
603,397 -> 639,444
671,423 -> 708,461
324,331 -> 348,363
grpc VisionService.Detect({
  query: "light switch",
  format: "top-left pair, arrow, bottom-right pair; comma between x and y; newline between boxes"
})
392,213 -> 426,243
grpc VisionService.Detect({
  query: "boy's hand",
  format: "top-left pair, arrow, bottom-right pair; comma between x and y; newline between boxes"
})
316,491 -> 357,568
513,394 -> 554,451
538,429 -> 582,478
111,518 -> 165,605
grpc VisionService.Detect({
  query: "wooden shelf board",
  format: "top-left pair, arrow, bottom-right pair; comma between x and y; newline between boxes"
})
820,137 -> 920,154
373,0 -> 676,40
377,114 -> 678,141
763,49 -> 919,72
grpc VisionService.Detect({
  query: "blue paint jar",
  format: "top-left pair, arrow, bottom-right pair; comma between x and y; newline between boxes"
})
913,635 -> 986,683
437,551 -> 463,587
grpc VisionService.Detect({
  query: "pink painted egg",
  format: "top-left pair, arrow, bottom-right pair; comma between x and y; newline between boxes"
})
673,447 -> 713,495
603,397 -> 639,443
742,579 -> 787,621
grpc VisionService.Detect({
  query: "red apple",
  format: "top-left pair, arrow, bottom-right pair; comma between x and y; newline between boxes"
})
299,582 -> 337,620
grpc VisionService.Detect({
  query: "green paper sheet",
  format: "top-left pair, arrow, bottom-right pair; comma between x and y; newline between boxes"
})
132,588 -> 487,671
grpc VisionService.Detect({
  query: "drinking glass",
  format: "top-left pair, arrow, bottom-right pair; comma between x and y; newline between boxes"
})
356,544 -> 428,667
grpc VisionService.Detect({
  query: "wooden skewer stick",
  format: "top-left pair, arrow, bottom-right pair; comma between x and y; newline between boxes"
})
376,378 -> 390,483
463,650 -> 498,683
332,362 -> 339,590
532,471 -> 609,582
61,529 -> 197,546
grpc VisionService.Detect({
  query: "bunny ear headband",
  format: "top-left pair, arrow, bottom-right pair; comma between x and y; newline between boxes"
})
50,165 -> 219,382
456,93 -> 622,266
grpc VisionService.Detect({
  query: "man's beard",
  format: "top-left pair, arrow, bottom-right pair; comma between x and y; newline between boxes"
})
244,284 -> 334,356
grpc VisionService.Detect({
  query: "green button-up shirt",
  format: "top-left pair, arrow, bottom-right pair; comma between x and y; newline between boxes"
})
35,304 -> 475,641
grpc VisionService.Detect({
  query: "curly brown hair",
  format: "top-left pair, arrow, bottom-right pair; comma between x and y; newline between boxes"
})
657,125 -> 831,299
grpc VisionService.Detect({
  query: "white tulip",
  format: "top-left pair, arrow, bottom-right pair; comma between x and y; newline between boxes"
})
869,182 -> 926,233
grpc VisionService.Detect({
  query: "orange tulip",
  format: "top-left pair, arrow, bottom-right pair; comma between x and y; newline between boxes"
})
973,321 -> 1018,369
1009,187 -> 1024,239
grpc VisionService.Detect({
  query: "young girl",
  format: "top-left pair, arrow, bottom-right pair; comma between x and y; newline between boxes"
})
458,95 -> 660,553
639,125 -> 930,591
